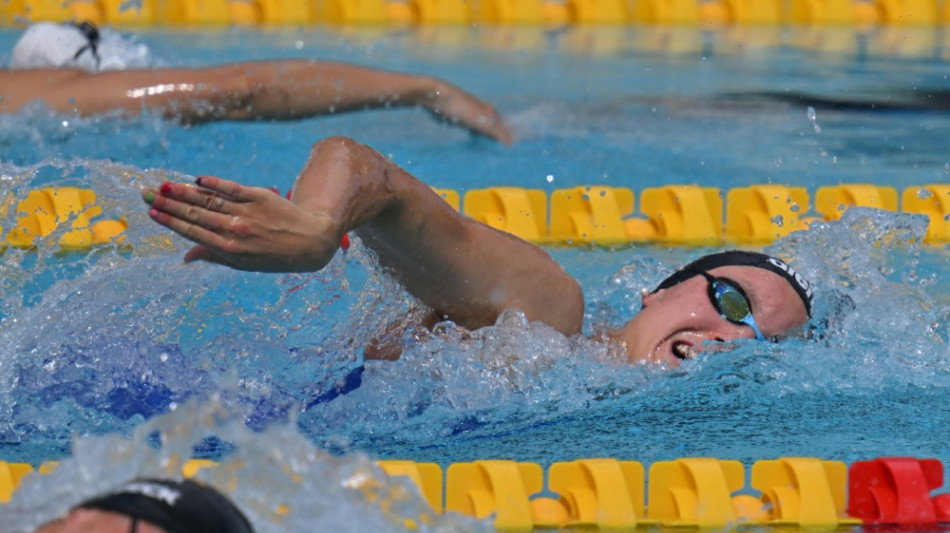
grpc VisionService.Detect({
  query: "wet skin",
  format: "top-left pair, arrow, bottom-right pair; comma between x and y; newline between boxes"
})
0,62 -> 512,144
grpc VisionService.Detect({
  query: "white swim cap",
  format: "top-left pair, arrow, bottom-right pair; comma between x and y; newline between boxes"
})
9,21 -> 153,72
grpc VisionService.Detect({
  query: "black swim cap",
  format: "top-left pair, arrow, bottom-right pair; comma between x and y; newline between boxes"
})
75,478 -> 254,533
653,250 -> 814,316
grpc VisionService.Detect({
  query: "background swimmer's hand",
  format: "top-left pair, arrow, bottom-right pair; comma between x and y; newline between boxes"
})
143,176 -> 344,272
420,79 -> 513,145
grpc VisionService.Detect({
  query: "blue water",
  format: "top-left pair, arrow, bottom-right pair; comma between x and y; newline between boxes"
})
1,25 -> 949,532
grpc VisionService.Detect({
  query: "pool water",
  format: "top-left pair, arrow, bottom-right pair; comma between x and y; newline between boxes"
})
0,24 -> 948,531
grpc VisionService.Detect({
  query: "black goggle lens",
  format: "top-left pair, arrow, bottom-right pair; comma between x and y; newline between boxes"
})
710,279 -> 752,324
691,269 -> 767,341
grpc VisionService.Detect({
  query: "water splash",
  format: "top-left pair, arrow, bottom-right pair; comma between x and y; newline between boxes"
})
807,105 -> 821,133
2,396 -> 492,533
1,159 -> 948,477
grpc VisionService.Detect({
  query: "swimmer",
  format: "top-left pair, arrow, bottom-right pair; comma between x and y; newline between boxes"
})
142,136 -> 813,365
0,22 -> 512,144
34,478 -> 254,533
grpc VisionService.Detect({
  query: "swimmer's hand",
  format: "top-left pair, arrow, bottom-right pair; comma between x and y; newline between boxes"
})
143,176 -> 343,272
420,79 -> 513,145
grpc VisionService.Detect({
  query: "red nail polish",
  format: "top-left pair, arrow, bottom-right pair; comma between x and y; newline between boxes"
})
160,183 -> 172,194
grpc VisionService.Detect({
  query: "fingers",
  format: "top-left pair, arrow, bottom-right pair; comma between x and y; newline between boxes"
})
194,175 -> 260,202
184,244 -> 241,269
183,244 -> 211,263
489,116 -> 514,146
145,183 -> 236,231
465,110 -> 514,145
146,202 -> 230,252
167,181 -> 232,213
436,91 -> 513,145
143,180 -> 248,257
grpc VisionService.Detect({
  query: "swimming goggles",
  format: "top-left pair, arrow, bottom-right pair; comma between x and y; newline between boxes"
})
68,21 -> 101,69
689,268 -> 767,341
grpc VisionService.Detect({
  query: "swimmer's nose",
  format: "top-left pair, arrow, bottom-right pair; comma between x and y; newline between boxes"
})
698,321 -> 755,344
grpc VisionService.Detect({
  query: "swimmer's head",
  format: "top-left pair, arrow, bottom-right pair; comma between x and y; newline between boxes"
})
616,250 -> 814,365
74,478 -> 254,533
653,250 -> 814,317
9,21 -> 153,72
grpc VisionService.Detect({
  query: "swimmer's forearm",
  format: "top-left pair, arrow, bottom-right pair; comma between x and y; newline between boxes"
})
228,60 -> 441,118
207,60 -> 511,143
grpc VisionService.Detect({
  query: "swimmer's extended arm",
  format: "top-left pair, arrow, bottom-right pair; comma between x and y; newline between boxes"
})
143,136 -> 583,336
0,60 -> 511,144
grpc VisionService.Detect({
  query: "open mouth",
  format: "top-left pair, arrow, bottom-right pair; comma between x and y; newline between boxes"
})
672,341 -> 699,361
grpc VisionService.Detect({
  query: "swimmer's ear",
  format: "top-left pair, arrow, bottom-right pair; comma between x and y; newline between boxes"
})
641,288 -> 660,307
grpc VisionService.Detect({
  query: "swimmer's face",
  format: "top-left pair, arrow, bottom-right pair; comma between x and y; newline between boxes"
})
36,508 -> 166,533
612,265 -> 809,366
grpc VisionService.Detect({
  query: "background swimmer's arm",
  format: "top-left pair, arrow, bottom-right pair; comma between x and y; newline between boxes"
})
220,60 -> 513,144
1,60 -> 511,144
144,136 -> 583,336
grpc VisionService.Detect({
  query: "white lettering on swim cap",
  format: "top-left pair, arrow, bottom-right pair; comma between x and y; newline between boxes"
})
120,481 -> 181,507
766,257 -> 814,300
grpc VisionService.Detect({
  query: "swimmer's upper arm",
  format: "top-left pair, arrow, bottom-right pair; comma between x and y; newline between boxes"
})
359,158 -> 585,336
0,68 -> 161,116
287,136 -> 585,336
1,67 -> 242,120
458,220 -> 584,335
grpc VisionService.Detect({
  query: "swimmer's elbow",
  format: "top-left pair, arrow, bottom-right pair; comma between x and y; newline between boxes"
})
532,274 -> 584,337
311,135 -> 360,152
560,279 -> 585,336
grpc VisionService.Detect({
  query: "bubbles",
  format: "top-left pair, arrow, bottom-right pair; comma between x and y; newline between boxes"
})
298,307 -> 641,456
3,396 -> 492,533
806,105 -> 821,133
768,208 -> 947,381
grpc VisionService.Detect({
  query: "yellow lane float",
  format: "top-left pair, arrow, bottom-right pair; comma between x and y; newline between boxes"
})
3,187 -> 127,251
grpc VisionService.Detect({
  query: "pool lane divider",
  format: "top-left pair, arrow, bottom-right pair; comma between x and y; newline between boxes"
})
2,0 -> 947,26
3,456 -> 950,529
1,183 -> 947,255
450,183 -> 950,246
0,187 -> 127,252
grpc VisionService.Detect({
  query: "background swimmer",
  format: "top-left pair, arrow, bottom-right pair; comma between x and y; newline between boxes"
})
34,478 -> 254,533
142,136 -> 813,365
0,22 -> 512,144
